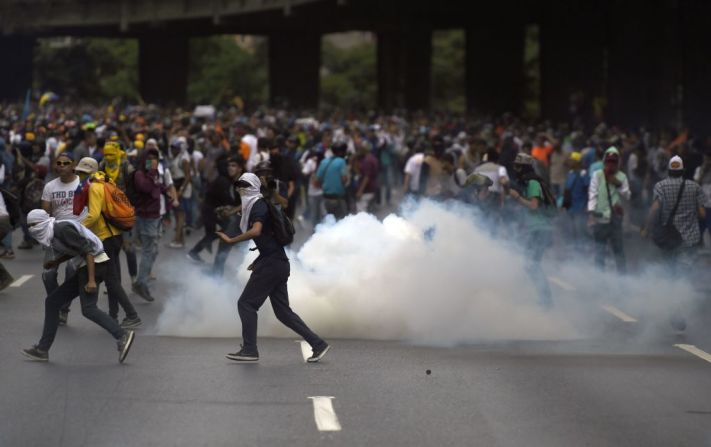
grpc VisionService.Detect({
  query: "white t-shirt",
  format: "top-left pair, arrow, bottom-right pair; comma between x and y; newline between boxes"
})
41,176 -> 80,220
302,157 -> 323,197
404,153 -> 425,192
474,162 -> 509,194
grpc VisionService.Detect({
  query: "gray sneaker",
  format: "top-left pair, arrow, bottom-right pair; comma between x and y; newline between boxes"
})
307,344 -> 330,363
120,317 -> 143,329
117,330 -> 135,363
21,346 -> 49,362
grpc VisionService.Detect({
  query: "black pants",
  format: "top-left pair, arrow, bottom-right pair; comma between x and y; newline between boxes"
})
190,211 -> 218,255
38,263 -> 125,351
593,220 -> 626,273
237,257 -> 324,354
103,235 -> 138,320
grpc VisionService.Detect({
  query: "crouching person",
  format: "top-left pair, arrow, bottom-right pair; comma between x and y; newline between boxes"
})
20,209 -> 135,363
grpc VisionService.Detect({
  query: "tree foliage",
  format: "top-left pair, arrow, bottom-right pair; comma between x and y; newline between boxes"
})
320,39 -> 377,110
187,36 -> 268,106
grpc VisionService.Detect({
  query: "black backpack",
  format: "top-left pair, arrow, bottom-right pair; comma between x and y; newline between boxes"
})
262,199 -> 294,246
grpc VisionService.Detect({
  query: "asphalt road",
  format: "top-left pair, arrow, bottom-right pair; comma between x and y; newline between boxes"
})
1,227 -> 710,447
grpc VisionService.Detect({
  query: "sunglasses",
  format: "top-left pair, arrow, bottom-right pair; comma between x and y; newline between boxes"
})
56,161 -> 72,166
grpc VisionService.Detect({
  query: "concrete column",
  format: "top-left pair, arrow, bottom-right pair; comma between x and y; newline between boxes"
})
269,32 -> 321,109
466,21 -> 524,115
0,35 -> 35,102
540,0 -> 605,125
681,0 -> 711,138
606,0 -> 681,129
377,27 -> 432,111
139,35 -> 188,105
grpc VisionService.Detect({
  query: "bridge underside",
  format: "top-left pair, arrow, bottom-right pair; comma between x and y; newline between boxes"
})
2,0 -> 711,135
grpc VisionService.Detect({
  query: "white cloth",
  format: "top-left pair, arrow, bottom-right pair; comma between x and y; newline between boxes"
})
0,190 -> 8,218
474,162 -> 508,194
27,209 -> 55,247
238,173 -> 264,233
403,153 -> 425,192
242,134 -> 259,171
41,176 -> 80,220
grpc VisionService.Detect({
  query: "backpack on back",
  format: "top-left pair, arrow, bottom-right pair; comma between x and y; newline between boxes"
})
263,199 -> 294,246
101,178 -> 136,231
73,177 -> 136,231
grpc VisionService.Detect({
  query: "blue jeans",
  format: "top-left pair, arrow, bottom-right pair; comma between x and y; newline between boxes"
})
135,217 -> 161,288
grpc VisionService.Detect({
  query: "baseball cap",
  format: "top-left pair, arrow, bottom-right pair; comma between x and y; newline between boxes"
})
668,155 -> 684,171
74,157 -> 99,174
514,152 -> 535,166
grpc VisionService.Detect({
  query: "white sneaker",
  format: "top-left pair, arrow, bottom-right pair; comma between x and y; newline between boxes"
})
168,241 -> 184,249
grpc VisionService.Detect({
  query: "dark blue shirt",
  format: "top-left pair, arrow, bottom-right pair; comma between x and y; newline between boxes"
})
565,170 -> 590,214
249,199 -> 287,261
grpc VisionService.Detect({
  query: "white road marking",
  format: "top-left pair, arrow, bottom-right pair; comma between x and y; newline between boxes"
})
674,344 -> 711,364
548,276 -> 576,291
10,274 -> 33,288
308,396 -> 342,432
296,340 -> 310,362
601,305 -> 638,323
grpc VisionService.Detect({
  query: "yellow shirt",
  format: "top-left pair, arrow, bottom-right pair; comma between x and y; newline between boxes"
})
82,178 -> 121,241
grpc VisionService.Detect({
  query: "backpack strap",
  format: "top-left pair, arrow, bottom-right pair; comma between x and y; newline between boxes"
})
666,179 -> 686,227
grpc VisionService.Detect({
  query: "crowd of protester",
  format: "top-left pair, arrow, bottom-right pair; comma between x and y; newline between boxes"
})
0,102 -> 708,316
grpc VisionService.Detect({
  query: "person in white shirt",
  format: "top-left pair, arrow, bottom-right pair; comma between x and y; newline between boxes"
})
40,152 -> 80,324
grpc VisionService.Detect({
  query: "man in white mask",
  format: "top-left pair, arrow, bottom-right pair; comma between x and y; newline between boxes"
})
20,209 -> 135,363
216,173 -> 330,363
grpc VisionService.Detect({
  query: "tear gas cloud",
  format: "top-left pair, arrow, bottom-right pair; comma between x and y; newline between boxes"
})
155,199 -> 699,345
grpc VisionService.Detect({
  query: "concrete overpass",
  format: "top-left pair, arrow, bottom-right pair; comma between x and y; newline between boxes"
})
1,0 -> 710,135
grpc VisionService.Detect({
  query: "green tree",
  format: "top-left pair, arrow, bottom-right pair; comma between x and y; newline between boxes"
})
432,30 -> 465,113
34,38 -> 138,101
187,36 -> 267,106
320,39 -> 376,110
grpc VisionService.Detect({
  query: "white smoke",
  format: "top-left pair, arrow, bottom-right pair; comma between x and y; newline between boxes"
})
155,199 -> 699,345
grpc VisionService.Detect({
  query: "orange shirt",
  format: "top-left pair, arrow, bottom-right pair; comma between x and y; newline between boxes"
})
531,144 -> 554,167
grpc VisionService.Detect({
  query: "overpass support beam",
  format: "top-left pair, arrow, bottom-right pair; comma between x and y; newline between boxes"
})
377,27 -> 432,111
269,32 -> 321,109
681,1 -> 711,138
465,21 -> 524,115
540,0 -> 605,126
0,36 -> 35,102
139,35 -> 188,105
606,0 -> 680,130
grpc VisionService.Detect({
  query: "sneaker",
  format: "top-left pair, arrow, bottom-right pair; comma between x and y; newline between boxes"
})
120,317 -> 142,329
307,343 -> 330,363
17,240 -> 34,250
58,310 -> 69,326
225,348 -> 259,362
169,241 -> 184,249
186,251 -> 204,263
132,283 -> 154,302
21,346 -> 48,362
117,330 -> 135,363
2,250 -> 15,259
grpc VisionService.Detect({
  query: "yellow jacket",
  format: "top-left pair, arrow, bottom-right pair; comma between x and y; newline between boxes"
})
82,172 -> 121,241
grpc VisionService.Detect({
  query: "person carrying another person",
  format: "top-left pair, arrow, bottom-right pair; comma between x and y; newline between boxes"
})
21,209 -> 135,363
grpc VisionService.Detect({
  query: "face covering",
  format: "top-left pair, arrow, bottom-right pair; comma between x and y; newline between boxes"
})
27,209 -> 55,247
238,173 -> 264,233
103,145 -> 124,182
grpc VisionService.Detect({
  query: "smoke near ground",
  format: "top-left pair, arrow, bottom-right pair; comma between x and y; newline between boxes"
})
155,200 -> 698,345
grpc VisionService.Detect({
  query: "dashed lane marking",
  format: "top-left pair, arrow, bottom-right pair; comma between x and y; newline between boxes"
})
308,396 -> 342,432
674,344 -> 711,364
10,274 -> 33,288
601,305 -> 638,323
548,276 -> 576,291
